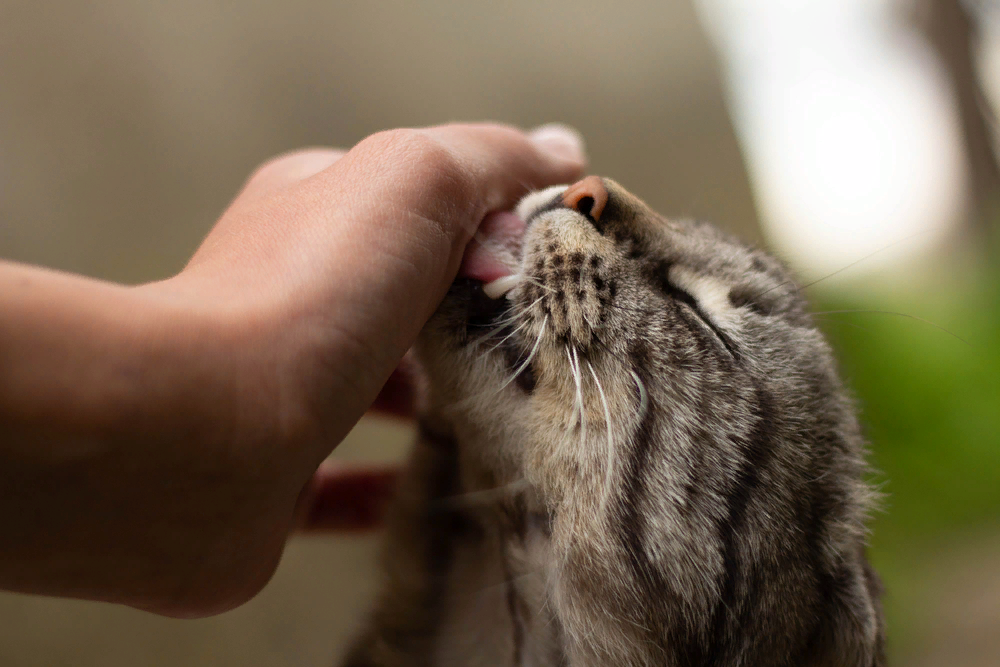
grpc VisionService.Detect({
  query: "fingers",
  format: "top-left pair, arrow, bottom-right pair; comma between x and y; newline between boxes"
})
318,122 -> 587,324
419,122 -> 587,229
342,123 -> 586,243
295,464 -> 398,533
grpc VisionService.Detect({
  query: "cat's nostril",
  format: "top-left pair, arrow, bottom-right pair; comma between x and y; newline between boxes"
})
562,176 -> 608,227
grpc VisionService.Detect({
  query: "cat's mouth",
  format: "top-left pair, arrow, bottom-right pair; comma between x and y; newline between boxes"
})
459,211 -> 525,285
449,275 -> 538,392
453,210 -> 541,391
455,216 -> 522,347
456,209 -> 528,321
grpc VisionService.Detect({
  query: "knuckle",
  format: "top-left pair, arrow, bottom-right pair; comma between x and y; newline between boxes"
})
247,152 -> 298,184
244,148 -> 343,192
356,129 -> 473,203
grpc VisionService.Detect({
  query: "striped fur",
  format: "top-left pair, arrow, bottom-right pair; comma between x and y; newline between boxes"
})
341,179 -> 885,666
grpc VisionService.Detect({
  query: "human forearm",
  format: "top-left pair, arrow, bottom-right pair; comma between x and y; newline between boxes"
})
1,262 -> 238,456
0,261 -> 292,613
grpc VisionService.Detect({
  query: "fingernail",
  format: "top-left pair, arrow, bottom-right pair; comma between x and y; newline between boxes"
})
530,123 -> 585,163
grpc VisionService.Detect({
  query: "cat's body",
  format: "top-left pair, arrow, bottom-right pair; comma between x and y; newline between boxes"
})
342,178 -> 885,666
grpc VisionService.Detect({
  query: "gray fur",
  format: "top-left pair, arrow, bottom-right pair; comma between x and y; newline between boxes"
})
341,179 -> 885,667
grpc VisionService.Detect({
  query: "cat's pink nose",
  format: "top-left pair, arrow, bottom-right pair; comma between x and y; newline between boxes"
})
562,176 -> 607,222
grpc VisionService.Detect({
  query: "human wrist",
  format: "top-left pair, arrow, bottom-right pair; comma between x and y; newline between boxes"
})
128,276 -> 286,457
0,265 -> 295,612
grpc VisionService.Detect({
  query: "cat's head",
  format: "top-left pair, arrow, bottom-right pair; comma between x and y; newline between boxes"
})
413,176 -> 879,665
416,176 -> 862,518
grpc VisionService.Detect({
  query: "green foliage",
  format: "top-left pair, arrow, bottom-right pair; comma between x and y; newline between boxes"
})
818,273 -> 999,542
813,261 -> 1000,653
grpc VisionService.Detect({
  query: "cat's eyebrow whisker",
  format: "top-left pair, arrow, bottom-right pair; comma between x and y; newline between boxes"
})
811,319 -> 876,336
759,230 -> 934,301
586,360 -> 615,518
798,230 -> 932,292
811,309 -> 970,346
496,316 -> 548,393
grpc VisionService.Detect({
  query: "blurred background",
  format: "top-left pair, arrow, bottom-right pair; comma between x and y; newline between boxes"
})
1,0 -> 997,664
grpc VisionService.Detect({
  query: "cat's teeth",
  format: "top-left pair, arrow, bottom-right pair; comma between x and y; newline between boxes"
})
483,274 -> 522,300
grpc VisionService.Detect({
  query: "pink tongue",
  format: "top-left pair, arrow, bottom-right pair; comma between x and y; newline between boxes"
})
459,211 -> 525,282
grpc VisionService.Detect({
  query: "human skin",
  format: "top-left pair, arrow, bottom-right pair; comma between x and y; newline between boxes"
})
0,123 -> 585,617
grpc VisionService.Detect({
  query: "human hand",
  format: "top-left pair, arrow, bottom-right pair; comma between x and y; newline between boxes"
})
135,123 -> 586,614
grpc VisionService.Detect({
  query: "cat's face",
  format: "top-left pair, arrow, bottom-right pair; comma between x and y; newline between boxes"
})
417,177 -> 853,518
412,177 -> 879,664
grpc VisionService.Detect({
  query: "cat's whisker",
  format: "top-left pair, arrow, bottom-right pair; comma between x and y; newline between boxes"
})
357,181 -> 886,666
435,478 -> 532,510
481,318 -> 532,355
521,275 -> 557,294
467,296 -> 545,350
586,360 -> 615,517
811,318 -> 876,336
465,295 -> 536,329
571,347 -> 587,449
468,323 -> 511,347
630,369 -> 648,424
565,347 -> 578,424
495,316 -> 548,393
470,295 -> 537,332
468,321 -> 522,350
466,305 -> 528,328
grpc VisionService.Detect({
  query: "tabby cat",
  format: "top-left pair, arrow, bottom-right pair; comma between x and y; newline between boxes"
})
341,177 -> 886,666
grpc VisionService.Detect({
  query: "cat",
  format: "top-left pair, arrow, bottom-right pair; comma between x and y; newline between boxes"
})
340,177 -> 886,666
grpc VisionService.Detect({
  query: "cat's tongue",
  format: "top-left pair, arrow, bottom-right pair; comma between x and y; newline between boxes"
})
458,211 -> 525,283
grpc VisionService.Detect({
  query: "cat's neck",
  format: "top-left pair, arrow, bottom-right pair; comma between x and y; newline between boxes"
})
430,500 -> 563,666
